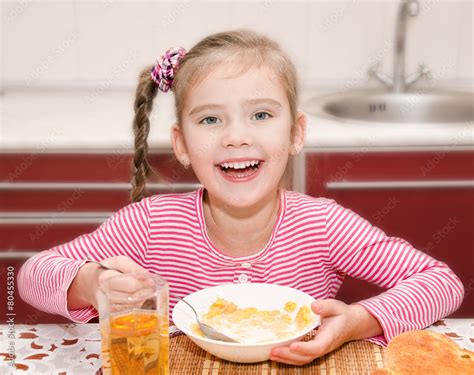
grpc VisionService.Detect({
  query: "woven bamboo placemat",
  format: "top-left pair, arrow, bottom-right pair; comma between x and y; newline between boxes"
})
169,333 -> 385,375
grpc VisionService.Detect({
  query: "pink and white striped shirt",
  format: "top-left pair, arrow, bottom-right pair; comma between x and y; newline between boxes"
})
18,187 -> 464,346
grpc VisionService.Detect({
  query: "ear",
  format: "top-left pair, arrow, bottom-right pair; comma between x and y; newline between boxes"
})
170,124 -> 190,167
290,111 -> 307,155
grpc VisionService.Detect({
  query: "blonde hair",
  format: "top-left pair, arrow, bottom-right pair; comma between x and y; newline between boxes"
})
130,29 -> 299,203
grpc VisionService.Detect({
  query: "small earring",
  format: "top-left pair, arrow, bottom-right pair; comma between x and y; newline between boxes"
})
182,157 -> 190,169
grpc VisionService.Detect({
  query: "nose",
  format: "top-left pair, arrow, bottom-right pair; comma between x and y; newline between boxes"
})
221,121 -> 252,148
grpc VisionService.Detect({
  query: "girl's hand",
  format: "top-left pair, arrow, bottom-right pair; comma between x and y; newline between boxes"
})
68,256 -> 149,310
269,299 -> 383,366
91,256 -> 152,309
93,256 -> 155,311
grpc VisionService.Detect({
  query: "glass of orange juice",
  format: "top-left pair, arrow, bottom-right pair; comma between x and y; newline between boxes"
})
97,272 -> 169,375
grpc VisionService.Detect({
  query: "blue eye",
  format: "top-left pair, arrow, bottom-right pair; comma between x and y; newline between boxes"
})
199,116 -> 220,125
252,112 -> 272,121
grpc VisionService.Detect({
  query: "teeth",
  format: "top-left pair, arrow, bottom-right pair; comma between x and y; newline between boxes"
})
220,160 -> 260,169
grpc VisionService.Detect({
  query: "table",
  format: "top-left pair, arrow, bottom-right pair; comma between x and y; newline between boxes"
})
1,319 -> 472,374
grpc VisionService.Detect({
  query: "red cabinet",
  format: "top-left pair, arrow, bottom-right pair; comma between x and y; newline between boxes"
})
2,149 -> 472,322
0,151 -> 200,323
304,149 -> 474,317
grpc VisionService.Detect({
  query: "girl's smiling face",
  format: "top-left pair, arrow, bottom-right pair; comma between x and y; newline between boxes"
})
172,65 -> 305,209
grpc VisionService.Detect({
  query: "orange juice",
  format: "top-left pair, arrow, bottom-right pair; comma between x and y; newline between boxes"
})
102,311 -> 169,375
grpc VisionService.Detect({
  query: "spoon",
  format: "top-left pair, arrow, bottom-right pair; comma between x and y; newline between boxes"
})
89,260 -> 238,343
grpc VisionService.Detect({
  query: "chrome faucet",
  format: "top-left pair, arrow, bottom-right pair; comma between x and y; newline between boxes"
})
369,0 -> 430,92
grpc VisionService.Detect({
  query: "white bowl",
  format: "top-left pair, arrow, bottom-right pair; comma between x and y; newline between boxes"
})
172,283 -> 320,363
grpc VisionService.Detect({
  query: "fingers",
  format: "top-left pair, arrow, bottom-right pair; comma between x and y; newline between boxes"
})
271,330 -> 329,362
108,273 -> 151,294
270,334 -> 334,365
100,256 -> 154,287
270,346 -> 315,366
106,286 -> 156,301
312,299 -> 348,318
99,271 -> 155,297
97,273 -> 156,312
94,256 -> 156,311
103,255 -> 148,274
288,327 -> 334,357
270,313 -> 342,366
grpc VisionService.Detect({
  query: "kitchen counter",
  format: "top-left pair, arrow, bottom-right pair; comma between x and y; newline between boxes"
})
0,84 -> 473,151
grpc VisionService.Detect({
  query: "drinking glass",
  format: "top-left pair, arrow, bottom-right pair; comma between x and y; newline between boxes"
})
97,272 -> 169,375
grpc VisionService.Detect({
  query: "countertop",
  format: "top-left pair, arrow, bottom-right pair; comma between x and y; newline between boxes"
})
0,319 -> 472,374
1,83 -> 473,151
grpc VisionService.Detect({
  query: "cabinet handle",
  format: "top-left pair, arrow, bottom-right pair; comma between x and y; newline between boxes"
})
325,180 -> 474,190
0,251 -> 38,259
0,212 -> 109,224
0,182 -> 202,191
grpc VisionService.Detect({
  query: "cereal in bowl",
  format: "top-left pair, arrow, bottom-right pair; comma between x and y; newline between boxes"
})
192,297 -> 315,343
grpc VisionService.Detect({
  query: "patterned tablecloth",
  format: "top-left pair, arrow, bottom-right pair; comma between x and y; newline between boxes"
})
0,319 -> 472,374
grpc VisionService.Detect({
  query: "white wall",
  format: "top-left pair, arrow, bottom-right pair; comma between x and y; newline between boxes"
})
0,0 -> 472,149
2,0 -> 472,89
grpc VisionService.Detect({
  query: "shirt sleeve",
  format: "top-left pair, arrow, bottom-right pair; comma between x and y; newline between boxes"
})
324,198 -> 464,346
17,196 -> 153,323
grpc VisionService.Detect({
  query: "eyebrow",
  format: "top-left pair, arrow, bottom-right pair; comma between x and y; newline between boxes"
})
188,98 -> 282,117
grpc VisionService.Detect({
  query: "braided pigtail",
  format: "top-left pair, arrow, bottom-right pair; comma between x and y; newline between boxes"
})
130,67 -> 158,203
130,47 -> 186,203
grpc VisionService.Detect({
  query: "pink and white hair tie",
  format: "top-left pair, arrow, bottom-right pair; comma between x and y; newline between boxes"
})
150,47 -> 186,92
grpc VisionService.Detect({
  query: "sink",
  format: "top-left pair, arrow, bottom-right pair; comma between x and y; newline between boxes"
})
303,90 -> 474,124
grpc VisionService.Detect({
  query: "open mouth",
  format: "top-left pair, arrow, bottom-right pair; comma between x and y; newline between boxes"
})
217,160 -> 263,179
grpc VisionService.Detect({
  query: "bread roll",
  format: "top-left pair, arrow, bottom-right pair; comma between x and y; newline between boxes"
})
372,330 -> 473,374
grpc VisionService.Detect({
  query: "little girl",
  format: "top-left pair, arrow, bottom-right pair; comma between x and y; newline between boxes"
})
18,29 -> 463,366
